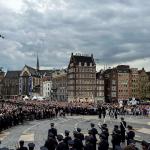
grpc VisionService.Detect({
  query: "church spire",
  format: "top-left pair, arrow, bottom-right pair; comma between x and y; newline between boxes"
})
36,52 -> 39,71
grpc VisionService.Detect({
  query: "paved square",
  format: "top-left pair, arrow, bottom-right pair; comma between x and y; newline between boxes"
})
19,133 -> 34,142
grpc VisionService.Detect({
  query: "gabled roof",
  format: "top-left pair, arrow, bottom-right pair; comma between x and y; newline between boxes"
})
116,65 -> 130,73
24,65 -> 40,77
146,72 -> 150,80
146,72 -> 150,75
5,71 -> 21,78
96,70 -> 104,79
39,70 -> 53,76
69,53 -> 95,66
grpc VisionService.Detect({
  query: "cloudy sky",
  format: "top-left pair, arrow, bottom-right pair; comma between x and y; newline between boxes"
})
0,0 -> 150,71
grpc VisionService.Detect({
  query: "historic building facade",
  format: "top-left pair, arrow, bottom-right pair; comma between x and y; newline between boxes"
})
138,68 -> 149,99
104,65 -> 131,102
42,81 -> 52,98
2,71 -> 21,98
0,69 -> 5,98
96,70 -> 105,103
19,65 -> 41,96
130,68 -> 140,99
52,69 -> 67,101
67,53 -> 96,102
116,65 -> 130,101
40,70 -> 53,98
103,68 -> 117,103
2,55 -> 53,98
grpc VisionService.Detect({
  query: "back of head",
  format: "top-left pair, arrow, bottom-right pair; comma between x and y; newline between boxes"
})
57,134 -> 64,142
77,128 -> 81,132
88,130 -> 93,135
65,130 -> 70,136
127,125 -> 133,130
73,131 -> 79,138
51,123 -> 54,128
28,143 -> 35,150
114,125 -> 119,129
91,123 -> 95,128
19,140 -> 24,147
121,117 -> 124,121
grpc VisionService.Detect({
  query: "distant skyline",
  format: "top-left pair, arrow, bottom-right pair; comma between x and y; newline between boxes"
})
0,0 -> 150,71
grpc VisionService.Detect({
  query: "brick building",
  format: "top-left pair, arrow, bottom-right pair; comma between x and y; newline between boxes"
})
103,68 -> 117,103
2,71 -> 21,99
67,53 -> 96,102
104,65 -> 131,102
130,68 -> 140,99
52,69 -> 67,101
96,70 -> 105,103
138,68 -> 149,99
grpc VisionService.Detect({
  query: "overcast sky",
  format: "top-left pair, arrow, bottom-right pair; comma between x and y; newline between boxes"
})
0,0 -> 150,71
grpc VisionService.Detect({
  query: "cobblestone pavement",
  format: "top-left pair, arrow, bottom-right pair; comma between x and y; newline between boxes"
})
0,115 -> 150,150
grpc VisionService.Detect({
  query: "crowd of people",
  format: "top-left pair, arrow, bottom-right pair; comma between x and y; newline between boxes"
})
0,99 -> 150,150
0,99 -> 150,132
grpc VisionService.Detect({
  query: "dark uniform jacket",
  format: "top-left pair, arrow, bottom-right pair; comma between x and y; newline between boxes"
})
44,137 -> 58,150
48,128 -> 57,137
84,143 -> 94,150
64,136 -> 72,149
120,121 -> 126,132
78,133 -> 84,142
17,147 -> 28,150
98,139 -> 109,150
73,138 -> 83,150
126,130 -> 135,145
56,142 -> 67,150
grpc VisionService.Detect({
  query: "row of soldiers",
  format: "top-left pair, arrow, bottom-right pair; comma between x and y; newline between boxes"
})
1,118 -> 150,150
8,120 -> 149,150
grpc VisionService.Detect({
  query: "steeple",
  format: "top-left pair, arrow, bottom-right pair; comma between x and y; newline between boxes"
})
36,52 -> 39,71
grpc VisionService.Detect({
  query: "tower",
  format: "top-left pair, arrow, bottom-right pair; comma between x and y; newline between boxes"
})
36,53 -> 40,71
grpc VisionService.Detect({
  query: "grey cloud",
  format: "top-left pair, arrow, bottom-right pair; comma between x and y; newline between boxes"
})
0,0 -> 150,70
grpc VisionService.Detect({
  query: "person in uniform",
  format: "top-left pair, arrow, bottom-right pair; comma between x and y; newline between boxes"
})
68,140 -> 75,150
101,124 -> 109,142
56,134 -> 67,150
84,136 -> 94,150
120,117 -> 126,143
48,123 -> 57,138
73,131 -> 84,150
98,133 -> 109,150
64,130 -> 72,150
44,133 -> 58,150
16,140 -> 28,150
98,106 -> 102,119
88,130 -> 96,150
126,125 -> 135,145
111,125 -> 121,150
90,123 -> 98,150
77,128 -> 84,142
28,143 -> 35,150
102,106 -> 106,119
